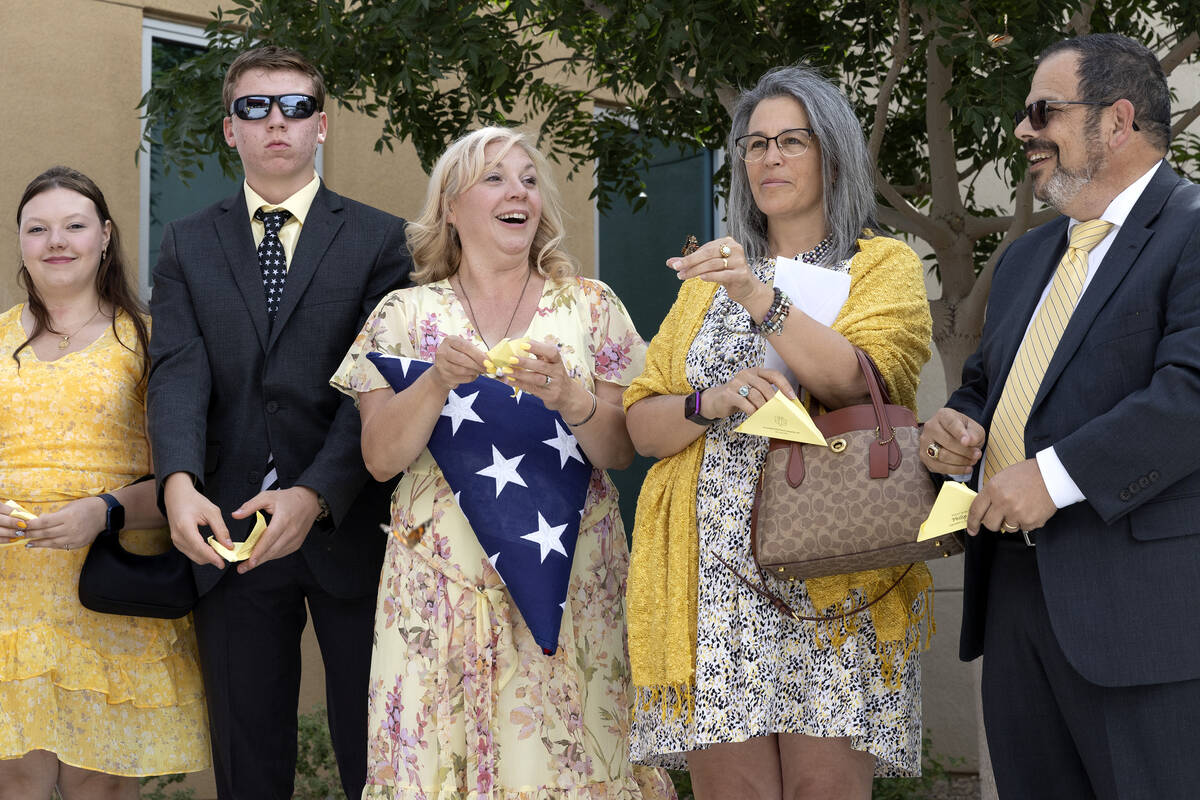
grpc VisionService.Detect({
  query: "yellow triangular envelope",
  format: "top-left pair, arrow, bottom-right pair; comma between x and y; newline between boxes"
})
208,511 -> 268,562
1,499 -> 37,547
483,337 -> 531,378
918,481 -> 976,541
734,390 -> 827,446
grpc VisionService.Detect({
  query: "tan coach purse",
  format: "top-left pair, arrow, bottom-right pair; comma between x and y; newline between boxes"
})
729,349 -> 962,620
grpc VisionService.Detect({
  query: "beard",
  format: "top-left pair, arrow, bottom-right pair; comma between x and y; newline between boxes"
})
1029,133 -> 1107,212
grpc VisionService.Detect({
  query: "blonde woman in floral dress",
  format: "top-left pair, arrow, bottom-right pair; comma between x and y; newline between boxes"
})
0,167 -> 208,800
331,128 -> 674,800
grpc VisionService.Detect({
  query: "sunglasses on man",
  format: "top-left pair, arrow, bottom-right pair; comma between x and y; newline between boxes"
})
230,94 -> 320,121
1013,99 -> 1139,132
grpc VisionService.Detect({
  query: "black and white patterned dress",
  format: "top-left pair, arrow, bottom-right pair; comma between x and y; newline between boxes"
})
628,257 -> 923,777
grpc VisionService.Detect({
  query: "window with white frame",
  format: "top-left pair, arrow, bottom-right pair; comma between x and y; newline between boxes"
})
139,20 -> 241,297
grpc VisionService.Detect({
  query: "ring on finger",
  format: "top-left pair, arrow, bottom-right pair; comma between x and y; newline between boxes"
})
719,243 -> 732,258
722,257 -> 728,269
737,385 -> 751,398
925,442 -> 942,460
1001,521 -> 1020,533
544,374 -> 553,387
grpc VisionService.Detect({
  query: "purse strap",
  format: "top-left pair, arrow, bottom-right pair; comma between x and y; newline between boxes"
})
715,551 -> 913,622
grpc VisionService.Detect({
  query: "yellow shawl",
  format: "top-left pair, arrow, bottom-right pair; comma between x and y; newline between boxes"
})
624,234 -> 935,715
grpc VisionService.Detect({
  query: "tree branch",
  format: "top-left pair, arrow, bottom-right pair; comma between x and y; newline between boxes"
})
960,177 -> 1035,328
876,172 -> 943,242
867,0 -> 911,164
1160,32 -> 1199,76
1173,98 -> 1200,138
922,23 -> 966,236
963,205 -> 1056,237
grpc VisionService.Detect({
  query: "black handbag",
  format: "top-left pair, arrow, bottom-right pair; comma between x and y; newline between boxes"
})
78,526 -> 198,619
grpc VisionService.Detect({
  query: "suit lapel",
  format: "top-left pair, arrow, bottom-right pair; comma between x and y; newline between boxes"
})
1031,162 -> 1178,412
269,185 -> 345,350
215,191 -> 271,350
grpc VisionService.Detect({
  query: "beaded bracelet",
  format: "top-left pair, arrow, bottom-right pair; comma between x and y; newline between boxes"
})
567,390 -> 598,427
750,286 -> 792,336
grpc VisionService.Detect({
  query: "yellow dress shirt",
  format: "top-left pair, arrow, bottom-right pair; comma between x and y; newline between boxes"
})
243,173 -> 321,269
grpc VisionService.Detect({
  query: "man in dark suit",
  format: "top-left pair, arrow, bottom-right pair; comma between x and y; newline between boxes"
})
920,34 -> 1200,799
147,46 -> 411,799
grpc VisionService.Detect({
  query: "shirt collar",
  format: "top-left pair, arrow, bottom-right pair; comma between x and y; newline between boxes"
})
243,172 -> 321,224
1069,160 -> 1161,234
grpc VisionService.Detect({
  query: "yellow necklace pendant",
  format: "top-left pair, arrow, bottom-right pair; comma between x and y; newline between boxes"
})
58,336 -> 70,350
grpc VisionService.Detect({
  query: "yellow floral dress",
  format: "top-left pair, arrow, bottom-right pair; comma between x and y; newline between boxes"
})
331,278 -> 676,800
0,306 -> 209,776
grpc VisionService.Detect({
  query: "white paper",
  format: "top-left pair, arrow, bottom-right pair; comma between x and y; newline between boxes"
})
763,256 -> 852,387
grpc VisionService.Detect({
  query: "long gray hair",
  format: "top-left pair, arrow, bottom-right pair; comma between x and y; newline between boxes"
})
726,65 -> 878,265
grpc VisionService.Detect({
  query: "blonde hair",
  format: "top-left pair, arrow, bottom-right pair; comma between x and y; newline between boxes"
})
407,127 -> 577,284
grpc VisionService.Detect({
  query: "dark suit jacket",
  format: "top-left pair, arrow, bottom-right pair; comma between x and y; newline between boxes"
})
147,183 -> 411,597
951,162 -> 1200,688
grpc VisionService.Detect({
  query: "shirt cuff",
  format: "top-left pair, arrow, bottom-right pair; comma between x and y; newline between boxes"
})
1036,447 -> 1086,508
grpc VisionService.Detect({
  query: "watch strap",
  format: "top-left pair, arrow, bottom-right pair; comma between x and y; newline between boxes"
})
98,492 -> 125,533
684,390 -> 718,426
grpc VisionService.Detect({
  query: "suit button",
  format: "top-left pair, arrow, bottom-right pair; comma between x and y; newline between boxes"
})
1149,470 -> 1160,482
266,400 -> 279,414
1128,482 -> 1140,494
1138,476 -> 1150,488
1119,489 -> 1131,502
248,470 -> 261,484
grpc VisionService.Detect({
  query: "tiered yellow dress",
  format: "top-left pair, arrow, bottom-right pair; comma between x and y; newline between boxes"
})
0,306 -> 209,776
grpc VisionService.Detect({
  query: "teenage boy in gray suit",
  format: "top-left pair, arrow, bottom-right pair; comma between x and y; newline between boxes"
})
147,46 -> 411,800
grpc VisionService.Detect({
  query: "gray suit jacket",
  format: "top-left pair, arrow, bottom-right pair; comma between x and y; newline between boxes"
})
952,162 -> 1200,687
147,183 -> 411,597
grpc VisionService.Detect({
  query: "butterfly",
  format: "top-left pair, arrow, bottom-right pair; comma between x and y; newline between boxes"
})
682,234 -> 700,256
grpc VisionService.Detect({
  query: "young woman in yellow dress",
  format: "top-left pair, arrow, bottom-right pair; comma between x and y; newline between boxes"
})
0,167 -> 208,800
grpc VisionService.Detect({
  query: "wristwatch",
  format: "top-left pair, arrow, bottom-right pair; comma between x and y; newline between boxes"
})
98,493 -> 125,533
684,390 -> 717,426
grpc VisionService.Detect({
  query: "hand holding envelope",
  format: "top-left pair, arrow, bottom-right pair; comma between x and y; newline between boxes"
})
918,482 -> 977,541
483,337 -> 531,378
1,499 -> 36,546
208,511 -> 268,562
734,390 -> 827,446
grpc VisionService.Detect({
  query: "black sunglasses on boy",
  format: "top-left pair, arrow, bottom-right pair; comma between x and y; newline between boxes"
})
230,94 -> 320,121
1013,98 -> 1139,132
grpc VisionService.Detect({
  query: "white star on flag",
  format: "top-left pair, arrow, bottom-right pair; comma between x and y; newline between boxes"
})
521,512 -> 568,562
441,390 -> 483,433
476,445 -> 527,497
542,420 -> 584,468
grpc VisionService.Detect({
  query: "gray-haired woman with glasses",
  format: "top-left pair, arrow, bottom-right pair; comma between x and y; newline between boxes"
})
623,65 -> 934,799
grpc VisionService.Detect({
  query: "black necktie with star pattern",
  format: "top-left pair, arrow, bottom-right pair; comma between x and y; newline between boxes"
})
254,207 -> 292,322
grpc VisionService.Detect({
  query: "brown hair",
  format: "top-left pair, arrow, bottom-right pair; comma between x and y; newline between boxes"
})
406,127 -> 577,284
222,46 -> 326,116
14,166 -> 150,382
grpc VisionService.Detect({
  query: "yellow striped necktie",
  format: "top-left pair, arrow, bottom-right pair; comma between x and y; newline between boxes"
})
982,218 -> 1114,482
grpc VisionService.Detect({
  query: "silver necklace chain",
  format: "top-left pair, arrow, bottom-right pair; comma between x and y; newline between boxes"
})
455,268 -> 533,350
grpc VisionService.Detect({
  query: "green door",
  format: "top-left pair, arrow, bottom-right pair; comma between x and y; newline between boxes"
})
598,143 -> 717,536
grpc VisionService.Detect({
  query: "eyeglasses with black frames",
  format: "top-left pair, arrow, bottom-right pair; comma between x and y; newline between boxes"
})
1013,99 -> 1139,132
734,128 -> 815,163
230,94 -> 320,121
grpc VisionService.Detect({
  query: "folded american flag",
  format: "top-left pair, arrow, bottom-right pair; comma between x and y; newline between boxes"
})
367,353 -> 592,653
